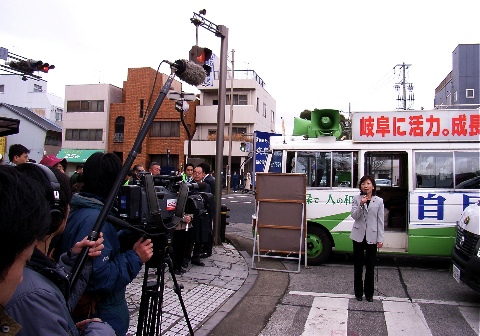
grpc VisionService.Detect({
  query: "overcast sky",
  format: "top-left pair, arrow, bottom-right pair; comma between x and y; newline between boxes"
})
1,0 -> 479,134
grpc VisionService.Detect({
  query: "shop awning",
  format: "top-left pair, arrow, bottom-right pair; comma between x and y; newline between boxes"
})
57,149 -> 104,163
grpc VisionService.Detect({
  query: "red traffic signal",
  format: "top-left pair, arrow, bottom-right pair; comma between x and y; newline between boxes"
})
189,45 -> 212,75
8,59 -> 55,74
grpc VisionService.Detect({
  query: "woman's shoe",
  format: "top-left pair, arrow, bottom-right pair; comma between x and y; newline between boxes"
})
355,296 -> 363,301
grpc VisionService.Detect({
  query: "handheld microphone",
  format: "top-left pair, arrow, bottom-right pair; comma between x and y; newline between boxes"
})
165,59 -> 206,86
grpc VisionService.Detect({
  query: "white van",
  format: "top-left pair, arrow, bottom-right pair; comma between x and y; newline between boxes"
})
452,200 -> 480,292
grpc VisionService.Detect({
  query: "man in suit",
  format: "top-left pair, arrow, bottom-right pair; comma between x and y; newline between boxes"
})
198,162 -> 215,258
350,175 -> 384,302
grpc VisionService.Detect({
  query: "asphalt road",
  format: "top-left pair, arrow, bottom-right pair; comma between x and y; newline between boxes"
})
215,193 -> 480,336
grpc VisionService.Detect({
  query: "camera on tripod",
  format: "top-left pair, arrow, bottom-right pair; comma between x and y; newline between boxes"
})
117,172 -> 212,231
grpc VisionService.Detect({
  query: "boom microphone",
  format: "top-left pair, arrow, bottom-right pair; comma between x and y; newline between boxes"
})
165,59 -> 206,86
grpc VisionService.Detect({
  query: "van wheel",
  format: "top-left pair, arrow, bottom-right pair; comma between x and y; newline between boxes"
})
306,225 -> 332,265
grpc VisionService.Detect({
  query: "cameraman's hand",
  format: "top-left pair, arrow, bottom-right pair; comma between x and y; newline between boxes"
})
71,233 -> 105,258
133,237 -> 153,263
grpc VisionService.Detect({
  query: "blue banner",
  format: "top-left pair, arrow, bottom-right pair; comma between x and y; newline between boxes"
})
253,131 -> 281,186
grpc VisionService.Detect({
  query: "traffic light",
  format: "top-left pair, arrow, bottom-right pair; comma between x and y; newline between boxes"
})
240,142 -> 246,152
8,60 -> 33,74
8,59 -> 55,74
189,45 -> 212,75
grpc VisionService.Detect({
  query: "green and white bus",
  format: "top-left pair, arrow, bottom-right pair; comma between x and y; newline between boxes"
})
265,109 -> 480,265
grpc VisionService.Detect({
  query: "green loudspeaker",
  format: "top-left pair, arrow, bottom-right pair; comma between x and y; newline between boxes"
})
311,109 -> 342,137
293,117 -> 311,136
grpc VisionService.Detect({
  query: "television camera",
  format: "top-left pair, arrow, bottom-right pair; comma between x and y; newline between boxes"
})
117,172 -> 212,232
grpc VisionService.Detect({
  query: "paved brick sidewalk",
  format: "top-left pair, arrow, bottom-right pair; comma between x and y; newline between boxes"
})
125,242 -> 249,335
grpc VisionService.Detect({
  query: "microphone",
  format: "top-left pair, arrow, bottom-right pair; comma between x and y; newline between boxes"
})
165,59 -> 206,86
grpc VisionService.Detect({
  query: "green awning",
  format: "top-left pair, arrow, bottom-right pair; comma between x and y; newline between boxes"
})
57,149 -> 104,163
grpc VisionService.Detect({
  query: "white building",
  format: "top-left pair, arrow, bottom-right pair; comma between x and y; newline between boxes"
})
0,103 -> 62,163
192,68 -> 276,175
0,75 -> 64,124
59,84 -> 122,174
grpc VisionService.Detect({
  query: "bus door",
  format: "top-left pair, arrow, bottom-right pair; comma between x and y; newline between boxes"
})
365,151 -> 409,252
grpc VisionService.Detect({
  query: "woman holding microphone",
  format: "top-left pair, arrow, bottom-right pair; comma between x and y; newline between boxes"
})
350,175 -> 384,302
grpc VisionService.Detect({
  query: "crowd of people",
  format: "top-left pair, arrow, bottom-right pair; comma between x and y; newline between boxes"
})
0,143 -> 218,335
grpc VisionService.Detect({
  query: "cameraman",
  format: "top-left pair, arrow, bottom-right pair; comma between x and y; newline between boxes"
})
0,166 -> 50,335
58,152 -> 153,336
6,163 -> 115,336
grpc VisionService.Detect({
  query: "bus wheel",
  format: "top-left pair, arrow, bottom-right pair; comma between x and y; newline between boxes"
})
306,225 -> 332,265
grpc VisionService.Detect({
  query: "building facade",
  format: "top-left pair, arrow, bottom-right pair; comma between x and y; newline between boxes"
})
193,68 -> 276,176
0,103 -> 62,162
108,67 -> 194,174
59,83 -> 123,174
0,75 -> 64,123
434,44 -> 480,109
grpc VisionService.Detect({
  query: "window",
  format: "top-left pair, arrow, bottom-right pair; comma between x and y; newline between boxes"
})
263,103 -> 267,117
256,97 -> 259,112
54,107 -> 63,121
0,84 -> 5,93
226,94 -> 247,105
415,151 -> 480,189
65,128 -> 103,141
453,91 -> 458,103
33,84 -> 42,92
66,100 -> 105,112
466,89 -> 474,98
271,110 -> 275,122
213,99 -> 218,105
289,150 -> 358,188
454,151 -> 480,189
114,116 -> 125,142
150,121 -> 180,137
139,99 -> 144,118
231,127 -> 247,135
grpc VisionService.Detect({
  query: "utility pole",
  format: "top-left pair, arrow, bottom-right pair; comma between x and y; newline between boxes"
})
226,49 -> 235,195
190,11 -> 229,246
393,62 -> 414,110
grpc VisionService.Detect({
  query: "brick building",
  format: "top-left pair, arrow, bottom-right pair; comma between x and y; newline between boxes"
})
109,67 -> 198,174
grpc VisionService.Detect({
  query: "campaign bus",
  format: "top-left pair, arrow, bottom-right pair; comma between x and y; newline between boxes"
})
265,109 -> 480,265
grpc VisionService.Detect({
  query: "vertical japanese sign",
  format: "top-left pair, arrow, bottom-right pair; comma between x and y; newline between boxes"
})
0,137 -> 6,157
200,53 -> 216,87
253,131 -> 281,187
352,110 -> 480,142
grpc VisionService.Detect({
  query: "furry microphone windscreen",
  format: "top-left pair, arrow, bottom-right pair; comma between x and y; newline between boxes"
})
174,59 -> 206,86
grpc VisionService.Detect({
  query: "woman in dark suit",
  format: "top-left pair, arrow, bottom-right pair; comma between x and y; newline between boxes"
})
350,175 -> 384,302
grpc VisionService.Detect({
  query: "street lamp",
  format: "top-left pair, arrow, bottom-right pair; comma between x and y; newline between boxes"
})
190,11 -> 229,246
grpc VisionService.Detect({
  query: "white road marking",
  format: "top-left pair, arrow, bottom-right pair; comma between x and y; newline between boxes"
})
302,296 -> 349,336
459,306 -> 480,335
383,301 -> 432,336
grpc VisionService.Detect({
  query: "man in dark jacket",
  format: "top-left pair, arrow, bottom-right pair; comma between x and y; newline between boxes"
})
58,152 -> 154,336
198,162 -> 215,258
0,165 -> 50,335
6,163 -> 115,335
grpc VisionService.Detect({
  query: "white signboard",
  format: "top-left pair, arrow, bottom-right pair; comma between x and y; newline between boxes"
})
352,110 -> 480,142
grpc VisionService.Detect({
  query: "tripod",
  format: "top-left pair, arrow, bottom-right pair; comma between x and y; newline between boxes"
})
136,231 -> 194,336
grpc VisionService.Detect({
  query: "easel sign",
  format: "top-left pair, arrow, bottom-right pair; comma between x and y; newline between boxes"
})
252,173 -> 307,273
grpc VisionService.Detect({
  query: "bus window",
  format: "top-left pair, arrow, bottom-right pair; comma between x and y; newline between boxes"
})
268,150 -> 283,173
455,151 -> 480,188
415,152 -> 453,188
333,152 -> 357,187
365,152 -> 406,188
296,151 -> 332,187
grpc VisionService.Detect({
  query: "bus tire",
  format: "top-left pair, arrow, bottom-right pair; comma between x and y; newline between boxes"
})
306,225 -> 332,265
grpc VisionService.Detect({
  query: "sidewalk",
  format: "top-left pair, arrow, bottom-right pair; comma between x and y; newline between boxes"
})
125,223 -> 256,335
